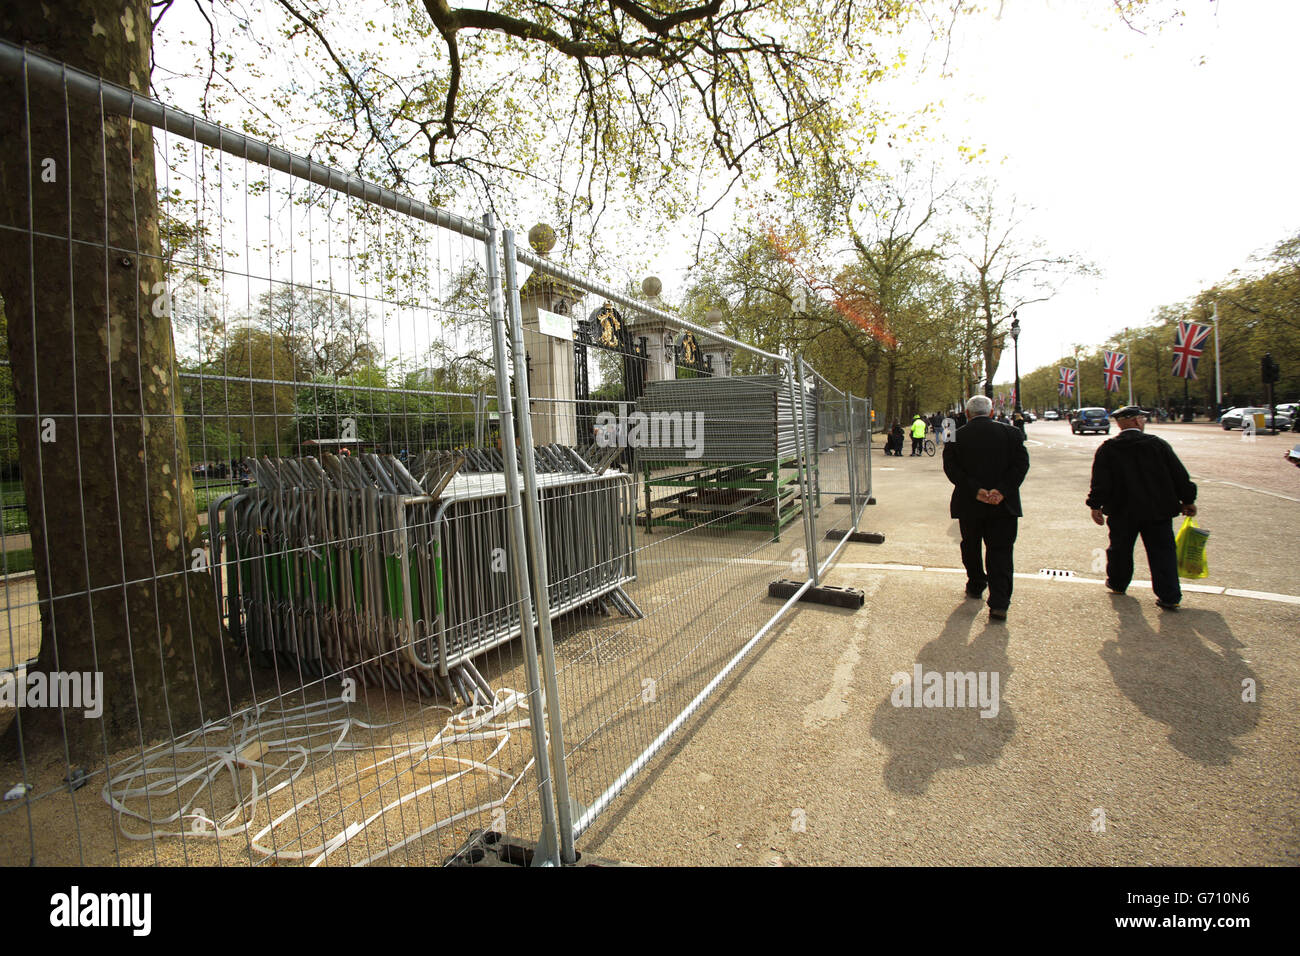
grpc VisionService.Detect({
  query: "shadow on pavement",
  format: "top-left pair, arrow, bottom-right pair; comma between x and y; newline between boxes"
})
870,601 -> 1017,795
1100,597 -> 1259,766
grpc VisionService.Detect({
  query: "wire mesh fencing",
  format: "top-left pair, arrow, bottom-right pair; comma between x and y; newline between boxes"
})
0,40 -> 878,868
798,361 -> 854,577
0,40 -> 562,867
854,396 -> 874,523
497,238 -> 877,860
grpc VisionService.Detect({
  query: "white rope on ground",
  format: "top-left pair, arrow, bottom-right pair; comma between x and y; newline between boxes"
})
102,688 -> 535,866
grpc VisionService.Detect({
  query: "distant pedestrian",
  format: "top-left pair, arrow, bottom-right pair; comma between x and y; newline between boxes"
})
886,422 -> 905,457
1013,412 -> 1026,435
1086,405 -> 1197,611
943,395 -> 1030,621
910,415 -> 927,456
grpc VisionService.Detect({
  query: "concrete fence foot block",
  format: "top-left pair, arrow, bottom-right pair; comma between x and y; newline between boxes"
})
768,579 -> 866,609
824,529 -> 885,544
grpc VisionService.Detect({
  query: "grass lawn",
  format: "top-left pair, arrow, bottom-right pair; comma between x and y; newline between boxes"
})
0,477 -> 249,535
3,506 -> 27,535
1,546 -> 33,575
1,479 -> 23,508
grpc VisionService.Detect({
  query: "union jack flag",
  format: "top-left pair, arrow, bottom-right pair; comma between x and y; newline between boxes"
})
1059,367 -> 1076,397
1103,350 -> 1126,392
1172,321 -> 1211,379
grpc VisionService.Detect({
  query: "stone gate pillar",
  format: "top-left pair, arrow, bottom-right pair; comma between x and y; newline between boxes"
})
518,224 -> 578,446
700,307 -> 734,377
627,276 -> 678,384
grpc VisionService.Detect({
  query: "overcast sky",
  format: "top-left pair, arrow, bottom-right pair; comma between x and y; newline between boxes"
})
896,0 -> 1299,381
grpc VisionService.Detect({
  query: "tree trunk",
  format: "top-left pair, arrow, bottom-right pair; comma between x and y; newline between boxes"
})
982,304 -> 996,399
865,348 -> 879,423
884,353 -> 898,427
0,1 -> 239,765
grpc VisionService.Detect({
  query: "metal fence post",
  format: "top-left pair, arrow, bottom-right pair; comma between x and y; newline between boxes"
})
863,398 -> 873,524
501,228 -> 578,865
483,214 -> 562,866
845,393 -> 857,531
789,359 -> 819,587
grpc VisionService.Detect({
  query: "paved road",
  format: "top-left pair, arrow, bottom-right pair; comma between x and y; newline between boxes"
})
583,421 -> 1300,865
1029,420 -> 1300,502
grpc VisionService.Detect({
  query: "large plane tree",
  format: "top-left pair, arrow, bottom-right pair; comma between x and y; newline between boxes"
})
0,1 -> 236,764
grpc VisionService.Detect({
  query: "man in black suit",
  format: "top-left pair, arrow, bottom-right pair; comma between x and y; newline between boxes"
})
942,394 -> 1031,620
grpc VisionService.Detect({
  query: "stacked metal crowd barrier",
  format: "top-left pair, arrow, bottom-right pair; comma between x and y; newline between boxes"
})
633,374 -> 819,538
208,449 -> 639,704
633,374 -> 816,463
432,469 -> 639,672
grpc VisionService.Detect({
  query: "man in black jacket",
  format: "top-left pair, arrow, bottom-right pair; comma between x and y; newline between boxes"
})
886,422 -> 905,456
1086,406 -> 1197,610
943,395 -> 1031,620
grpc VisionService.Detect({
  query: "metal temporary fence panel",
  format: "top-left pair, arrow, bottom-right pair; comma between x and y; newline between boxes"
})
505,240 -> 822,859
0,42 -> 562,867
797,359 -> 856,578
855,397 -> 873,526
0,38 -> 882,870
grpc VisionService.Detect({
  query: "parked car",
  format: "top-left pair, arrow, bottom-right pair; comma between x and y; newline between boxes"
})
1280,403 -> 1300,431
1071,407 -> 1111,435
1221,406 -> 1293,430
1042,409 -> 1060,421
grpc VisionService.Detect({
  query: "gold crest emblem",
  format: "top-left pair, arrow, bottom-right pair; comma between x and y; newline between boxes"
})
596,304 -> 621,347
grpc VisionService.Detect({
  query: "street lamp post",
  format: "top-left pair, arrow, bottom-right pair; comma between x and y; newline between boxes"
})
1009,311 -> 1021,416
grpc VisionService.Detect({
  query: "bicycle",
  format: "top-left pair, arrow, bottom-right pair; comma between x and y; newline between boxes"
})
923,437 -> 936,457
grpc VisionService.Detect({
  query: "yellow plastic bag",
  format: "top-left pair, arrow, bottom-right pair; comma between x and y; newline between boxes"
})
1175,516 -> 1210,579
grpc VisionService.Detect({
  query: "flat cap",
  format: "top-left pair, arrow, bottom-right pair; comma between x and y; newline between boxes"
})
1110,405 -> 1150,419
